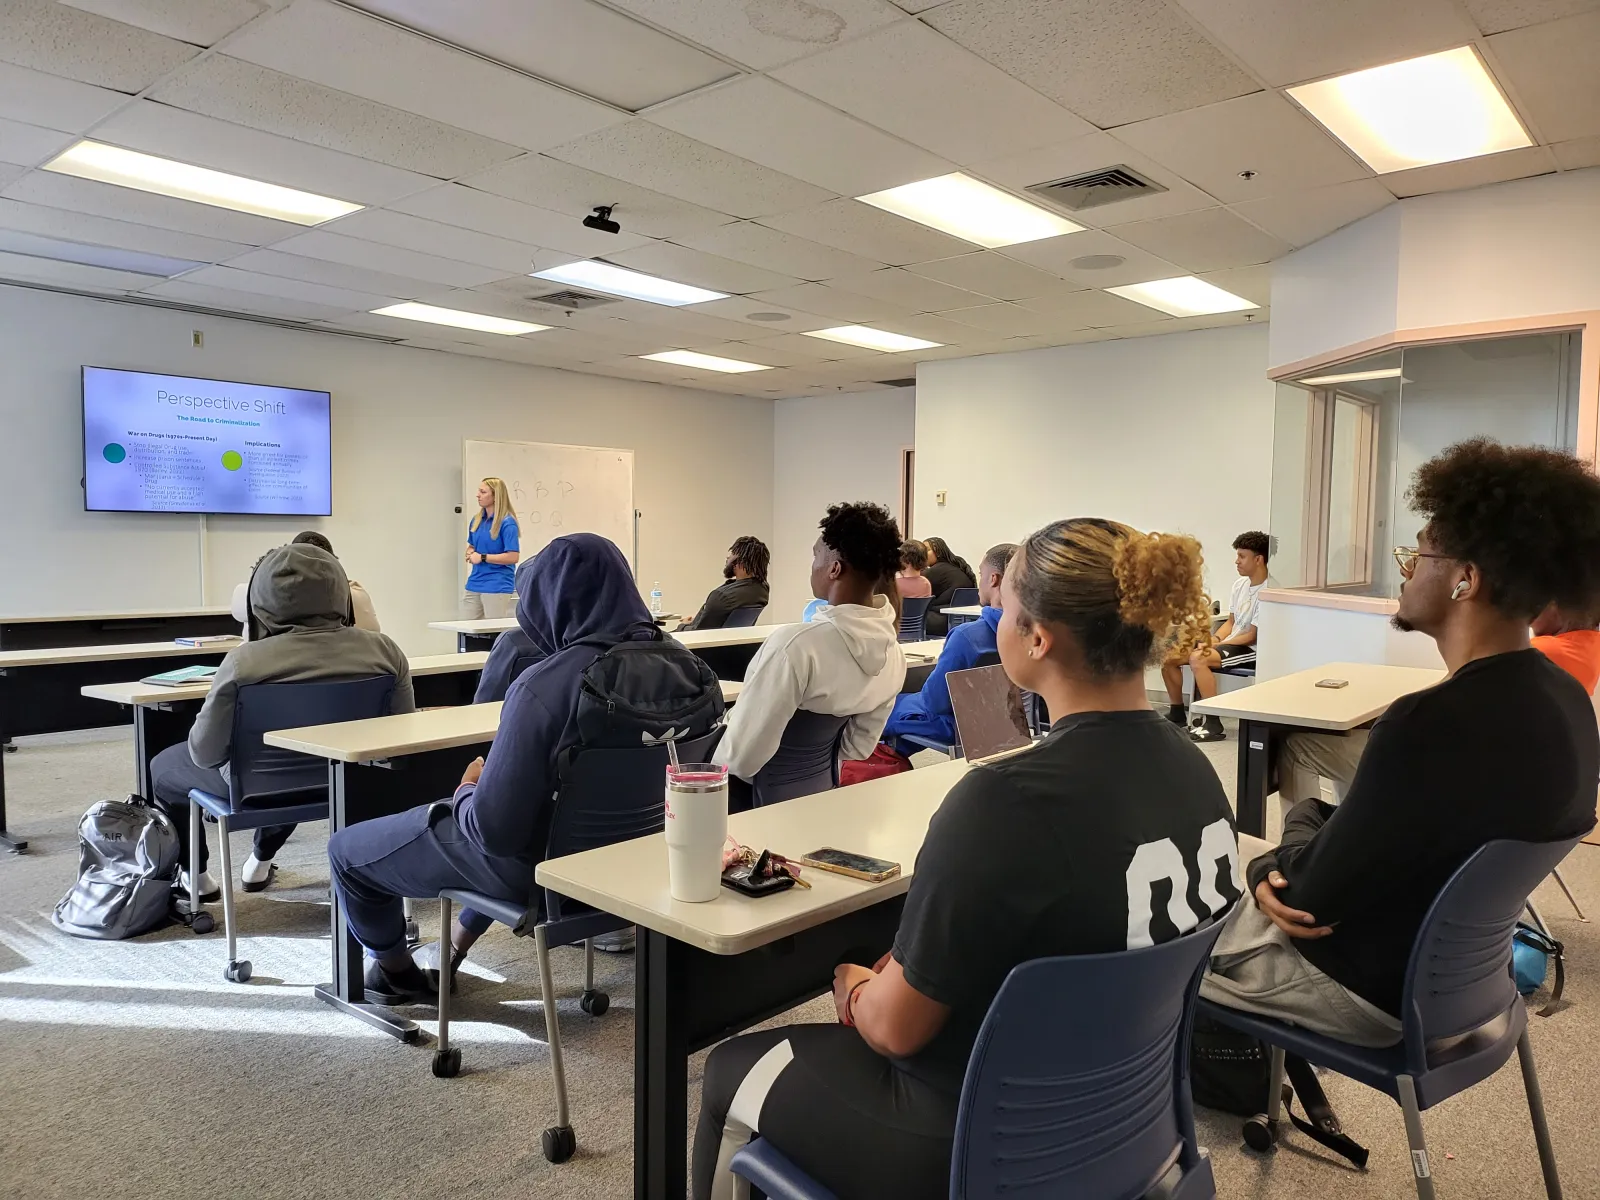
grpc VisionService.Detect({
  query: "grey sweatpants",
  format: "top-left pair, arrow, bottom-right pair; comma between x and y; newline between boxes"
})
1277,729 -> 1369,824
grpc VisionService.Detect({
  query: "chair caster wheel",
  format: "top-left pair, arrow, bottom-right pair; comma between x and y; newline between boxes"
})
1242,1114 -> 1280,1152
580,989 -> 609,1016
224,960 -> 252,983
432,1048 -> 461,1078
542,1125 -> 575,1163
190,912 -> 214,935
405,918 -> 420,946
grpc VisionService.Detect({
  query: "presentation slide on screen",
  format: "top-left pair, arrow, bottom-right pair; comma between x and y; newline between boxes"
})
83,367 -> 332,515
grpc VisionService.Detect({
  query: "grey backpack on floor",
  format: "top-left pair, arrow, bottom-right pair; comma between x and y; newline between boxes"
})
53,794 -> 180,940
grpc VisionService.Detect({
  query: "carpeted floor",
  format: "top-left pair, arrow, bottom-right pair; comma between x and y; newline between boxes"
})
1,724 -> 1596,1199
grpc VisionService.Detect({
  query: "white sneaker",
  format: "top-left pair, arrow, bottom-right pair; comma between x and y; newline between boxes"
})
592,927 -> 636,954
241,853 -> 276,893
179,869 -> 221,902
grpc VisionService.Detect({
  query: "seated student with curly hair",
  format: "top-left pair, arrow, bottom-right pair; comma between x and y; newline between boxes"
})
681,536 -> 772,631
694,518 -> 1240,1199
894,540 -> 933,599
1202,440 -> 1600,1046
713,502 -> 906,798
1163,529 -> 1270,741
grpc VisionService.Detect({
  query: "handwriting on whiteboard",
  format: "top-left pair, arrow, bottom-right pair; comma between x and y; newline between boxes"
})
507,478 -> 576,530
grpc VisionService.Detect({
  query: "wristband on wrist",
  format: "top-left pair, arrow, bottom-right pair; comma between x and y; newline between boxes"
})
844,979 -> 869,1027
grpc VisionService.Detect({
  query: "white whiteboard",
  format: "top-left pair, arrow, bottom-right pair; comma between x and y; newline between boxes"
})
461,439 -> 635,572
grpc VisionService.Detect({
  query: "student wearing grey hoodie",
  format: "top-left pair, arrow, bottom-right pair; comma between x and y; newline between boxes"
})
149,542 -> 414,899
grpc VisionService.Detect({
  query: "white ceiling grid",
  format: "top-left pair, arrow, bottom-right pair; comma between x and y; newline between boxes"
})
0,0 -> 1592,397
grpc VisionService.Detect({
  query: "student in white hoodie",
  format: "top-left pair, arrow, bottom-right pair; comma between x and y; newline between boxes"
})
715,502 -> 906,800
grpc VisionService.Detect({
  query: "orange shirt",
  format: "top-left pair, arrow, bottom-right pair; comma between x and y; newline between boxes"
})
1532,629 -> 1600,695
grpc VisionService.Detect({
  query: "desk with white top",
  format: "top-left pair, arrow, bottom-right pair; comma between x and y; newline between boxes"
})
429,614 -> 680,652
261,680 -> 744,1039
428,619 -> 783,681
0,605 -> 238,650
537,757 -> 972,1199
1191,661 -> 1444,837
940,604 -> 984,629
0,638 -> 243,852
80,652 -> 491,799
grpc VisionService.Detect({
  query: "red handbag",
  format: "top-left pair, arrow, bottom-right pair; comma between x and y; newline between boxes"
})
840,743 -> 913,786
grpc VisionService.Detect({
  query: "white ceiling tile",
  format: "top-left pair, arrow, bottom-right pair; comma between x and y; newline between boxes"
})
0,247 -> 160,290
1094,317 -> 1182,339
602,0 -> 904,70
0,0 -> 199,92
1172,0 -> 1478,86
935,301 -> 1060,335
546,120 -> 833,219
220,247 -> 441,299
606,240 -> 803,295
647,76 -> 950,196
746,282 -> 915,323
742,331 -> 882,360
1013,288 -> 1160,326
0,61 -> 128,132
1196,264 -> 1272,306
676,220 -> 884,281
757,198 -> 973,265
1112,207 -> 1291,271
1001,229 -> 1187,287
137,276 -> 355,320
904,252 -> 1080,301
606,302 -> 771,343
0,226 -> 198,274
683,296 -> 832,331
389,183 -> 653,256
461,155 -> 735,240
1463,0 -> 1600,35
1115,91 -> 1368,204
2,169 -> 300,243
1552,136 -> 1600,170
972,132 -> 1220,229
924,0 -> 1258,126
825,267 -> 984,311
324,308 -> 544,345
59,0 -> 267,46
1228,178 -> 1394,247
148,55 -> 523,180
1488,12 -> 1600,143
224,0 -> 625,151
317,208 -> 540,272
874,310 -> 999,343
0,162 -> 24,189
720,338 -> 836,366
178,263 -> 398,309
0,196 -> 251,261
889,0 -> 945,10
95,100 -> 437,206
346,0 -> 736,112
0,116 -> 74,167
1383,145 -> 1558,198
771,20 -> 1093,165
267,228 -> 509,287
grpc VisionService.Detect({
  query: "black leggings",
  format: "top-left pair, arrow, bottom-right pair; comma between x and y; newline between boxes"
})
692,1023 -> 958,1200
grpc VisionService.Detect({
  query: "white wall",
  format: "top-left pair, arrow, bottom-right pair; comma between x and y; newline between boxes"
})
1269,204 -> 1401,370
1255,598 -> 1443,680
769,388 -> 915,619
914,324 -> 1276,605
0,285 -> 774,653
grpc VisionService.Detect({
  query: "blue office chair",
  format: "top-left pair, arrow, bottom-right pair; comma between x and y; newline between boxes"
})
943,587 -> 980,629
723,605 -> 766,628
429,730 -> 720,1165
750,709 -> 849,808
898,595 -> 933,642
732,918 -> 1228,1199
187,676 -> 397,982
801,598 -> 825,623
1200,834 -> 1588,1200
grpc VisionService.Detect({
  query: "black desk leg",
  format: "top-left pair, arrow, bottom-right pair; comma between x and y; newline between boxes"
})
133,703 -> 200,799
313,759 -> 421,1043
0,683 -> 24,853
1236,719 -> 1274,839
636,929 -> 690,1200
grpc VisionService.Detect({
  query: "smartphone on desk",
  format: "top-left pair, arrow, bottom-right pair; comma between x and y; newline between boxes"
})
798,848 -> 901,882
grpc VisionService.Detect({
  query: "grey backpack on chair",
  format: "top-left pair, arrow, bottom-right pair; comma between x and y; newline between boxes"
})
53,795 -> 180,940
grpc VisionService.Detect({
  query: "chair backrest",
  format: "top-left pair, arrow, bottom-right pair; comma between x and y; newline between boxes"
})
751,709 -> 849,807
228,677 -> 397,809
801,598 -> 825,623
949,587 -> 979,609
898,595 -> 933,642
1401,834 -> 1588,1053
952,920 -> 1226,1200
723,605 -> 766,628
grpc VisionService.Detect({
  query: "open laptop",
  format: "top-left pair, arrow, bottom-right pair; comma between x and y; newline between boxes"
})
948,663 -> 1034,763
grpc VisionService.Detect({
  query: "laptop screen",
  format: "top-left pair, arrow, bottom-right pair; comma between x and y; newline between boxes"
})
948,663 -> 1032,762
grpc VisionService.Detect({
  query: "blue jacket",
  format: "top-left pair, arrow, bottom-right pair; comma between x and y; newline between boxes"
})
883,606 -> 1001,747
454,533 -> 658,860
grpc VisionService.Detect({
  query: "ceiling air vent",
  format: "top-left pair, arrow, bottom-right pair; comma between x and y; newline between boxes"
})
1026,165 -> 1167,213
522,288 -> 618,310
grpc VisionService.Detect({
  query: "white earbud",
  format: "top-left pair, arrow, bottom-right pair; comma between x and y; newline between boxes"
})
1451,581 -> 1469,600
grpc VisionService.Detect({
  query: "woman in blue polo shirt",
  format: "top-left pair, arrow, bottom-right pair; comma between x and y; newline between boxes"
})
462,476 -> 521,618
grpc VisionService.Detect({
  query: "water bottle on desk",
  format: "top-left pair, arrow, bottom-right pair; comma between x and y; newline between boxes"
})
650,581 -> 663,617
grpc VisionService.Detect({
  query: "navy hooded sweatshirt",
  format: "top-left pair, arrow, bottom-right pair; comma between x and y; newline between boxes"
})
454,534 -> 660,861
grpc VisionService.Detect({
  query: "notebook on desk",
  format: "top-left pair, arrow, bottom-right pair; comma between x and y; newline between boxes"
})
948,664 -> 1033,763
141,665 -> 218,687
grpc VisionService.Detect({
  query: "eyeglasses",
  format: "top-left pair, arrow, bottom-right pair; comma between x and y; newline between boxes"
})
1392,547 -> 1452,578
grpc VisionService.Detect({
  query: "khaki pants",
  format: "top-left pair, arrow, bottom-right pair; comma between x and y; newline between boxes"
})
461,591 -> 515,619
1278,729 -> 1369,824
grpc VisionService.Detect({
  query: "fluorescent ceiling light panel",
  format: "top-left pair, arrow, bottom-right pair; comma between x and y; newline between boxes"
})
42,141 -> 362,225
371,302 -> 550,336
1299,367 -> 1404,386
532,261 -> 726,306
1106,277 -> 1258,318
1287,47 -> 1531,174
855,173 -> 1082,249
640,350 -> 771,373
802,325 -> 942,352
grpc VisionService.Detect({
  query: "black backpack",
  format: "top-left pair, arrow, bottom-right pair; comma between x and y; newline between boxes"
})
564,638 -> 725,765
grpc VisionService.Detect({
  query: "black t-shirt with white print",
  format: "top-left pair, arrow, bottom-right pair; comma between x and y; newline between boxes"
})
892,709 -> 1241,1091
